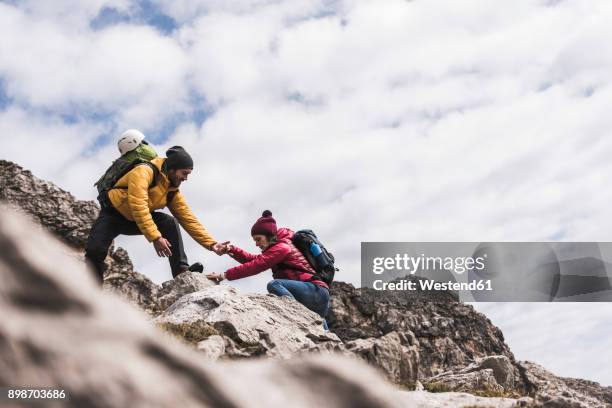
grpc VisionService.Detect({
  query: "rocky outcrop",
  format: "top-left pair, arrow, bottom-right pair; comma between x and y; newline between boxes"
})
157,270 -> 216,311
2,159 -> 612,407
0,159 -> 98,247
0,159 -> 164,315
156,284 -> 344,359
520,361 -> 612,408
328,280 -> 516,379
0,205 -> 535,408
103,247 -> 162,315
424,355 -> 524,396
345,331 -> 419,387
0,206 -> 400,408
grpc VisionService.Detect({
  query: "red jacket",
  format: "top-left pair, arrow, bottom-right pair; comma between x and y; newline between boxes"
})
224,228 -> 328,289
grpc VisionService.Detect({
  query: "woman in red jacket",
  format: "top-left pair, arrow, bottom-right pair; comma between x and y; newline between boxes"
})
206,211 -> 330,329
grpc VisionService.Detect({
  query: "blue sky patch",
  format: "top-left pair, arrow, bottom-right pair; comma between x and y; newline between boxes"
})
90,1 -> 177,35
0,78 -> 12,111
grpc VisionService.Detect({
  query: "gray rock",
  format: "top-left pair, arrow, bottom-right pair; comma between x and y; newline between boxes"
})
520,361 -> 612,408
0,160 -> 99,247
427,368 -> 505,395
0,160 -> 164,314
397,390 -> 524,407
425,355 -> 520,395
346,331 -> 419,387
328,280 -> 518,381
197,335 -> 226,360
479,355 -> 517,391
103,247 -> 162,315
156,286 -> 344,358
0,205 -> 409,408
3,160 -> 612,407
158,271 -> 215,311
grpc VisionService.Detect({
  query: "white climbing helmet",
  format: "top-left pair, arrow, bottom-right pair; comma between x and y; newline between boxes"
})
117,129 -> 145,155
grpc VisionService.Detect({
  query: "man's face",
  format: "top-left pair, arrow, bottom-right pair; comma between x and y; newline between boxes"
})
168,168 -> 192,188
252,234 -> 270,251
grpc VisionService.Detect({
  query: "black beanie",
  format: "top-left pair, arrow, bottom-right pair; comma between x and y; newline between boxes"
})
165,146 -> 193,170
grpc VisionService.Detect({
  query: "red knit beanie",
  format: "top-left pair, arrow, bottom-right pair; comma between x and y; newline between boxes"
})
251,210 -> 277,236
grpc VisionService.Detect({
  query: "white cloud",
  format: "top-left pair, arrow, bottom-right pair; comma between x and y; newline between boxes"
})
0,2 -> 191,130
0,107 -> 106,192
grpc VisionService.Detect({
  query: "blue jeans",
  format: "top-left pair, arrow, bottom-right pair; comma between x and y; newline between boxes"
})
267,279 -> 330,330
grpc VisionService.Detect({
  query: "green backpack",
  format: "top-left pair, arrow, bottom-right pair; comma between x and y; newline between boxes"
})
94,143 -> 161,209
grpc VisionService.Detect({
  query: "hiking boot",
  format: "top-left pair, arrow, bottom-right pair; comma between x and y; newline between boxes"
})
188,262 -> 204,273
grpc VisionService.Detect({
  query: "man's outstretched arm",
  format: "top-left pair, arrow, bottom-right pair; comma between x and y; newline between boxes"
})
168,192 -> 219,251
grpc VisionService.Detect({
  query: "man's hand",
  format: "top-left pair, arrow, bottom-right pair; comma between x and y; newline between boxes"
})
206,272 -> 225,283
212,241 -> 232,256
153,237 -> 173,257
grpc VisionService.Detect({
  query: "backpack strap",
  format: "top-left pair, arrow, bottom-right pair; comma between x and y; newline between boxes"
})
121,162 -> 178,207
111,161 -> 159,191
166,190 -> 178,205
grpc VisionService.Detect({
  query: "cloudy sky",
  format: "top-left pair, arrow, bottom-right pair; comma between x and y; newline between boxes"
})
1,0 -> 611,386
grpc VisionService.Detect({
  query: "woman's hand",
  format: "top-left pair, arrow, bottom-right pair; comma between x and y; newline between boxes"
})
212,241 -> 232,256
206,272 -> 225,283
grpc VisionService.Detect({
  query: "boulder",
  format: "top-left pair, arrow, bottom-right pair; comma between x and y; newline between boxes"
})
346,331 -> 419,388
103,247 -> 161,315
3,160 -> 612,407
425,355 -> 521,396
157,271 -> 215,311
155,285 -> 344,359
0,205 -> 412,408
520,361 -> 612,408
328,280 -> 518,380
0,159 -> 164,313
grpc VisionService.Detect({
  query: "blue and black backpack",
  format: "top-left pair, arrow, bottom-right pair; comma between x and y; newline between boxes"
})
292,229 -> 338,285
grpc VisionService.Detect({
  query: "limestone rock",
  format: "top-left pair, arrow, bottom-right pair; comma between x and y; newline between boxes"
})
157,271 -> 215,311
103,247 -> 161,315
425,355 -> 523,396
397,390 -> 525,407
0,205 -> 410,408
3,160 -> 611,407
346,331 -> 420,387
328,280 -> 517,380
427,368 -> 505,395
0,159 -> 99,247
520,361 -> 612,408
197,335 -> 226,360
0,159 -> 163,313
156,285 -> 344,359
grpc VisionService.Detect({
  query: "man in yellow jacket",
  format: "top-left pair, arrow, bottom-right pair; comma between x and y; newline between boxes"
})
85,146 -> 224,283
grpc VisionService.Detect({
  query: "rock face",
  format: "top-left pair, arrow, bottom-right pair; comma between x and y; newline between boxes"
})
0,206 -> 408,408
156,284 -> 344,359
103,247 -> 162,315
424,355 -> 525,396
328,280 -> 516,379
345,331 -> 419,387
520,361 -> 612,408
2,159 -> 612,407
157,271 -> 216,311
0,159 -> 163,315
0,159 -> 98,247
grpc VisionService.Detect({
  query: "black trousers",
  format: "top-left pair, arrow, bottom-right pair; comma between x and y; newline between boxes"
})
85,208 -> 189,283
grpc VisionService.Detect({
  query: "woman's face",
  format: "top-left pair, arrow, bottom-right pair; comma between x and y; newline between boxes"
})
252,234 -> 270,250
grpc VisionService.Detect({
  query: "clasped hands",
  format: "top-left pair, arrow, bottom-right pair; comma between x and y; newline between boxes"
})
207,241 -> 233,283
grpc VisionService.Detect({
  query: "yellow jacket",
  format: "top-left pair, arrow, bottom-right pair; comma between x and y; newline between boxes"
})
108,157 -> 217,249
